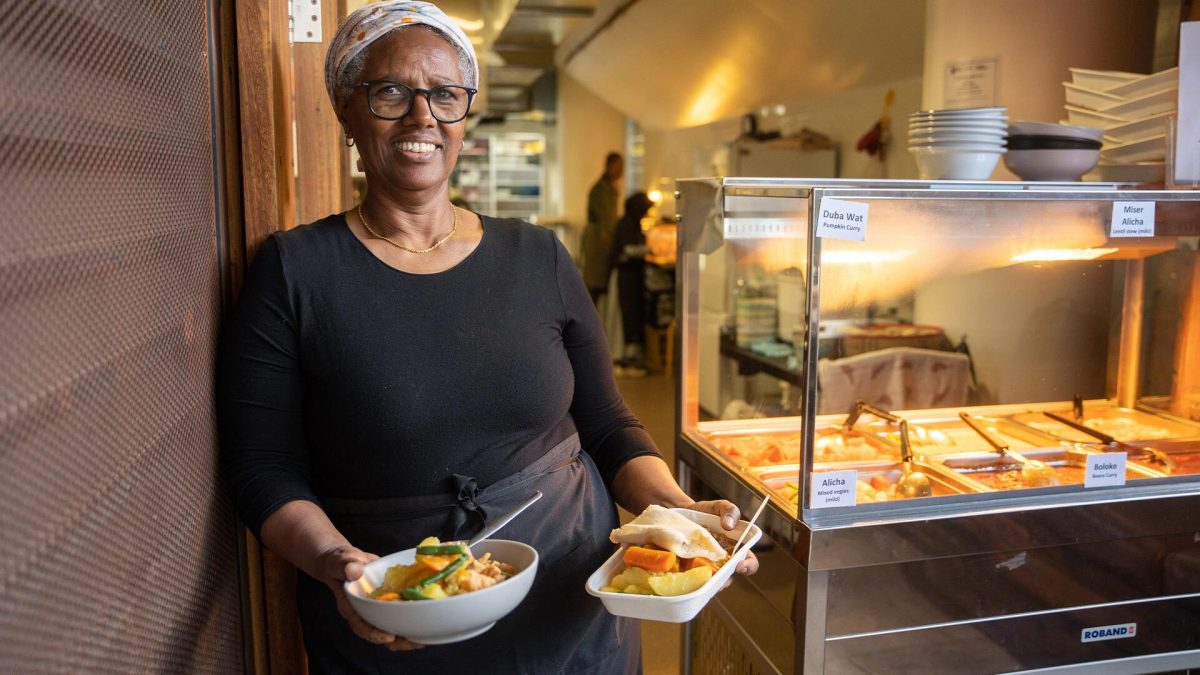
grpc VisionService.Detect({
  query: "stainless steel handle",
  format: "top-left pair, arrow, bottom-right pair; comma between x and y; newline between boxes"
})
959,412 -> 1009,455
845,400 -> 911,461
468,491 -> 543,547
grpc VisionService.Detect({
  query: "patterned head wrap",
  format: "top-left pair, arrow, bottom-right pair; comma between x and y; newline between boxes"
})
324,1 -> 479,108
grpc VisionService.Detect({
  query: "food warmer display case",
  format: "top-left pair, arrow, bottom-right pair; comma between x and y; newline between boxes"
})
673,178 -> 1200,674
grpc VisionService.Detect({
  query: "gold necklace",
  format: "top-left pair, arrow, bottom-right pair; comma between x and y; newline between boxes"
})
357,202 -> 457,254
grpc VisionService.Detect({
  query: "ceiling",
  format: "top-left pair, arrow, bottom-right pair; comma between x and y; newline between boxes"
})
393,0 -> 596,115
343,0 -> 926,126
342,0 -> 594,114
558,0 -> 927,130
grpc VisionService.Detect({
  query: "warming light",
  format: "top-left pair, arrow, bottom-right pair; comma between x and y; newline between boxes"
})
648,190 -> 663,204
1010,248 -> 1118,262
822,250 -> 913,265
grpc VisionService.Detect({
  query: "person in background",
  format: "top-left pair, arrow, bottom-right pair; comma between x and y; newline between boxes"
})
217,2 -> 756,673
580,152 -> 623,305
610,192 -> 654,376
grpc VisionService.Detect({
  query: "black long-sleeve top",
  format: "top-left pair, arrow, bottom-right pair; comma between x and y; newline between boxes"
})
217,215 -> 660,537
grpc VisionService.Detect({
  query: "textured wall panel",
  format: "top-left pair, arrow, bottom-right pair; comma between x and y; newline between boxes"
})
0,0 -> 242,672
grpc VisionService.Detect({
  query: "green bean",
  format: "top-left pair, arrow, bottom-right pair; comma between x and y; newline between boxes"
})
400,554 -> 468,600
415,544 -> 468,556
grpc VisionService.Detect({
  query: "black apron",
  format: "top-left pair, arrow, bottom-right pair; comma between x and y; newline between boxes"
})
297,430 -> 642,674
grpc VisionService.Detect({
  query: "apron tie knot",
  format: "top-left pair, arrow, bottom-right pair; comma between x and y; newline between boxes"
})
445,473 -> 487,541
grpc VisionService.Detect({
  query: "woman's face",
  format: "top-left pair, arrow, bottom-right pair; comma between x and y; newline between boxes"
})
339,28 -> 467,199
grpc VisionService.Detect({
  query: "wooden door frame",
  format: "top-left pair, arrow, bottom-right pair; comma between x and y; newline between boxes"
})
213,0 -> 350,672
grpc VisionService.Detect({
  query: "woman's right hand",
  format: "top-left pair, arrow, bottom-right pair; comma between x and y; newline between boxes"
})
316,544 -> 425,651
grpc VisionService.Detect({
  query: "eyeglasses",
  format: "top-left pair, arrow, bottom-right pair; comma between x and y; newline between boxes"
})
360,80 -> 477,123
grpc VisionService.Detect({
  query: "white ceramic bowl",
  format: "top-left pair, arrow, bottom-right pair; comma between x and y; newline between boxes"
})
1008,120 -> 1103,141
908,132 -> 1007,144
344,539 -> 538,644
912,123 -> 1008,135
909,113 -> 1008,121
585,508 -> 762,624
910,146 -> 1003,180
1003,148 -> 1100,181
910,106 -> 1007,118
909,141 -> 1007,151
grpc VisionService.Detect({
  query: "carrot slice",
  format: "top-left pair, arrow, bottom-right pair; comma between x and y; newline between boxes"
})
682,556 -> 722,572
416,554 -> 459,571
623,546 -> 677,572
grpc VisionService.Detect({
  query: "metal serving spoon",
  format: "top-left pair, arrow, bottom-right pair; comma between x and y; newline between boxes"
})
468,491 -> 543,547
1043,412 -> 1176,474
959,412 -> 1058,487
845,401 -> 932,498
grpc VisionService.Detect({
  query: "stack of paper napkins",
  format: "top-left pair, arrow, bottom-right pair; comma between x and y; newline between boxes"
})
1062,67 -> 1178,183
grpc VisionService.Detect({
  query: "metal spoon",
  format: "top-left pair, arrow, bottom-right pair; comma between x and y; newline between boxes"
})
845,401 -> 932,498
894,419 -> 934,499
468,491 -> 543,547
959,412 -> 1058,487
1043,412 -> 1176,474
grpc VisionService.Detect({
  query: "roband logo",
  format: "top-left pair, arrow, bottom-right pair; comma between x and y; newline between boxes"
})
1081,623 -> 1137,643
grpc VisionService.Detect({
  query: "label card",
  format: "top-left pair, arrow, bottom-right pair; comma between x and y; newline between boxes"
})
1110,201 -> 1155,237
944,57 -> 998,108
1084,452 -> 1127,488
816,199 -> 869,241
1081,622 -> 1137,643
811,470 -> 857,508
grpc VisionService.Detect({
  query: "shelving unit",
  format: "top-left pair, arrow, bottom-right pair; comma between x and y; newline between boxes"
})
454,133 -> 545,222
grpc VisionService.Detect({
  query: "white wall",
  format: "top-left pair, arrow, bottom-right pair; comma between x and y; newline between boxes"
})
911,0 -> 1156,406
915,262 -> 1114,404
638,76 -> 924,213
922,0 -> 1157,179
557,71 -> 626,257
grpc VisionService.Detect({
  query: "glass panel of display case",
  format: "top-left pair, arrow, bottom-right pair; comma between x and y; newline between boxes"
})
675,180 -> 1200,521
801,188 -> 1200,512
674,179 -> 1200,673
685,191 -> 808,513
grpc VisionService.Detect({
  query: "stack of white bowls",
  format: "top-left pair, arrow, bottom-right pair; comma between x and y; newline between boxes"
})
909,107 -> 1008,180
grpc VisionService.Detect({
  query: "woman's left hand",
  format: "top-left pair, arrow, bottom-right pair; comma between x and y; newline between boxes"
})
686,499 -> 760,577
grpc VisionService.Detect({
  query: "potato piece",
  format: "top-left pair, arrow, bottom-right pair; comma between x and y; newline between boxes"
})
381,562 -> 427,594
422,583 -> 448,599
623,585 -> 652,595
646,566 -> 713,597
621,566 -> 653,588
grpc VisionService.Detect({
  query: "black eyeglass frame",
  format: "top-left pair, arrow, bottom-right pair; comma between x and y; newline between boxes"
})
359,80 -> 478,123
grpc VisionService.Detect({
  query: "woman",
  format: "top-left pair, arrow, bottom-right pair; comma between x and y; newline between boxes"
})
610,192 -> 655,374
218,2 -> 757,672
